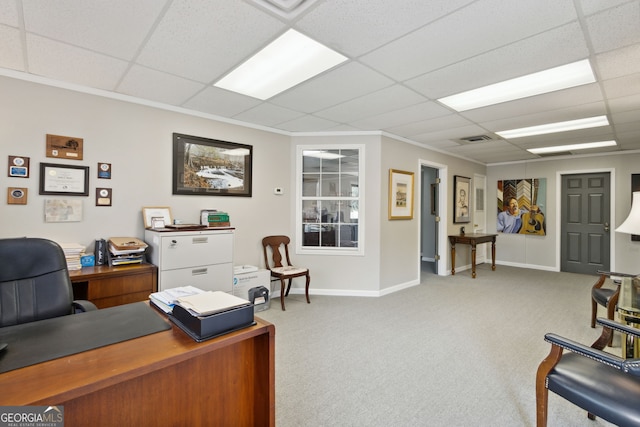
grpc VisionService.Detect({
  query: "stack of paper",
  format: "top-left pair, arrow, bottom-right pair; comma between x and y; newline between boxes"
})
108,238 -> 147,266
149,286 -> 205,313
177,291 -> 250,317
59,242 -> 85,270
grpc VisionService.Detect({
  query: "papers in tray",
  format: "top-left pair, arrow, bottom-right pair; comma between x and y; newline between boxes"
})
149,286 -> 205,313
177,291 -> 251,317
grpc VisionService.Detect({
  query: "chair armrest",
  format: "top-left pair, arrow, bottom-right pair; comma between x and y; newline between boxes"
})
545,333 -> 623,367
73,300 -> 98,313
597,317 -> 640,339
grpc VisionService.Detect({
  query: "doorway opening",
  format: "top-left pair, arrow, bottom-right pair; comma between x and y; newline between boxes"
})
420,160 -> 448,278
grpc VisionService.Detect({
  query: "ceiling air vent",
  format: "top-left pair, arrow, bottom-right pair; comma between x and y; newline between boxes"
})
458,135 -> 493,144
250,0 -> 318,18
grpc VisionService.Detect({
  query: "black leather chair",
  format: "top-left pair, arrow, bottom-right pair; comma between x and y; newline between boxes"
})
0,237 -> 96,327
536,318 -> 640,427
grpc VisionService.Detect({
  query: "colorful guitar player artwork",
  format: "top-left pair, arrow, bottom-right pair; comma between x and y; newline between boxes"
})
496,178 -> 546,235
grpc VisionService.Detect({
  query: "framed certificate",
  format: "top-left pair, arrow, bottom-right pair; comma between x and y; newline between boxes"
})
39,163 -> 89,196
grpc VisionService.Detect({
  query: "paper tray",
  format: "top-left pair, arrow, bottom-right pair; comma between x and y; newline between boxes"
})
171,303 -> 254,341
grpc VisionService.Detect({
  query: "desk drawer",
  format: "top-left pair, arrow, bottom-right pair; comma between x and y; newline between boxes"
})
87,274 -> 153,299
159,233 -> 233,270
159,263 -> 232,292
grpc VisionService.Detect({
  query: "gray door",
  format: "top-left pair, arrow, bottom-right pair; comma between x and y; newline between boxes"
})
561,172 -> 610,274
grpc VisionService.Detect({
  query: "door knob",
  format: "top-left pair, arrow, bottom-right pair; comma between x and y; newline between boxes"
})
604,222 -> 610,232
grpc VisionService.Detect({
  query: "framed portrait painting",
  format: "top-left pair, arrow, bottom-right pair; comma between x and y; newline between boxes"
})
454,175 -> 470,223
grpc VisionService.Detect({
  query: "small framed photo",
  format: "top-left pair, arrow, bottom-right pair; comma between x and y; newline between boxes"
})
96,188 -> 112,206
454,175 -> 471,223
8,156 -> 30,178
46,134 -> 83,160
39,163 -> 89,196
142,206 -> 173,228
388,169 -> 414,220
7,187 -> 28,205
97,162 -> 111,179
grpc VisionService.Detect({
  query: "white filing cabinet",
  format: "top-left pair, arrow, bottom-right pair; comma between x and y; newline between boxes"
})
144,228 -> 234,292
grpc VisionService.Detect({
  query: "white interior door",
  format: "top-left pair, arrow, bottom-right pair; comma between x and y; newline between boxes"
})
473,174 -> 487,263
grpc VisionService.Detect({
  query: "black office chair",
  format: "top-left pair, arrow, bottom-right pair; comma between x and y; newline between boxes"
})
536,318 -> 640,427
0,237 -> 96,327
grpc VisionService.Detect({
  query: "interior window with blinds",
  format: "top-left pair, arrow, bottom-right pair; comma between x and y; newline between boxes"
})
300,148 -> 362,251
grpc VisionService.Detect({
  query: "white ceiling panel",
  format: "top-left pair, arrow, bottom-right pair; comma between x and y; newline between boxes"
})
295,0 -> 477,57
270,62 -> 393,113
183,86 -> 262,117
233,103 -> 305,127
22,0 -> 165,59
137,0 -> 285,83
359,0 -> 578,81
352,102 -> 451,131
0,27 -> 24,71
27,35 -> 128,90
586,2 -> 640,53
406,22 -> 589,99
314,85 -> 426,123
0,1 -> 19,26
118,65 -> 205,106
2,0 -> 639,164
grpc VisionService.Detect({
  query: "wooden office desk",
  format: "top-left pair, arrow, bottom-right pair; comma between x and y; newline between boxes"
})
0,315 -> 275,427
69,264 -> 157,308
449,233 -> 497,278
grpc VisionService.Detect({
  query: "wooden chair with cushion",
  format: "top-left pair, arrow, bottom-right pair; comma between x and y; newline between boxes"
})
262,235 -> 310,311
536,317 -> 640,426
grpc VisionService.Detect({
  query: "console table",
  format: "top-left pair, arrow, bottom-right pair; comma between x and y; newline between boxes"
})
69,264 -> 157,308
449,233 -> 497,278
0,312 -> 275,426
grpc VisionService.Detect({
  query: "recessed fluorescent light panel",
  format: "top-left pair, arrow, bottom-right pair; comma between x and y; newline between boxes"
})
438,59 -> 595,112
214,29 -> 347,100
527,140 -> 617,154
496,115 -> 609,139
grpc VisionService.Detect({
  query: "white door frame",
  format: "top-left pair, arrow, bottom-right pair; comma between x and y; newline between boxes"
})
419,158 -> 448,276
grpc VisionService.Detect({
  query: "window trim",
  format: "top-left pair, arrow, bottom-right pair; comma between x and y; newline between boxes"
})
295,144 -> 365,256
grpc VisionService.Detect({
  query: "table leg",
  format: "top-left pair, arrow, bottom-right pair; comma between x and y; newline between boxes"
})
491,240 -> 496,271
471,243 -> 477,278
451,244 -> 456,275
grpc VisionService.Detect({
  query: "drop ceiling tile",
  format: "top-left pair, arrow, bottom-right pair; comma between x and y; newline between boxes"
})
270,62 -> 393,113
386,114 -> 475,138
406,23 -> 588,99
351,101 -> 451,130
0,2 -> 19,26
296,0 -> 476,57
27,35 -> 128,90
596,44 -> 640,80
461,84 -> 605,124
233,103 -> 305,127
359,0 -> 578,81
411,124 -> 489,143
602,73 -> 640,99
277,114 -> 340,132
118,65 -> 205,105
579,0 -> 632,15
183,86 -> 261,117
22,0 -> 166,59
586,2 -> 640,53
137,0 -> 284,83
314,85 -> 426,123
609,94 -> 640,114
0,27 -> 24,71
